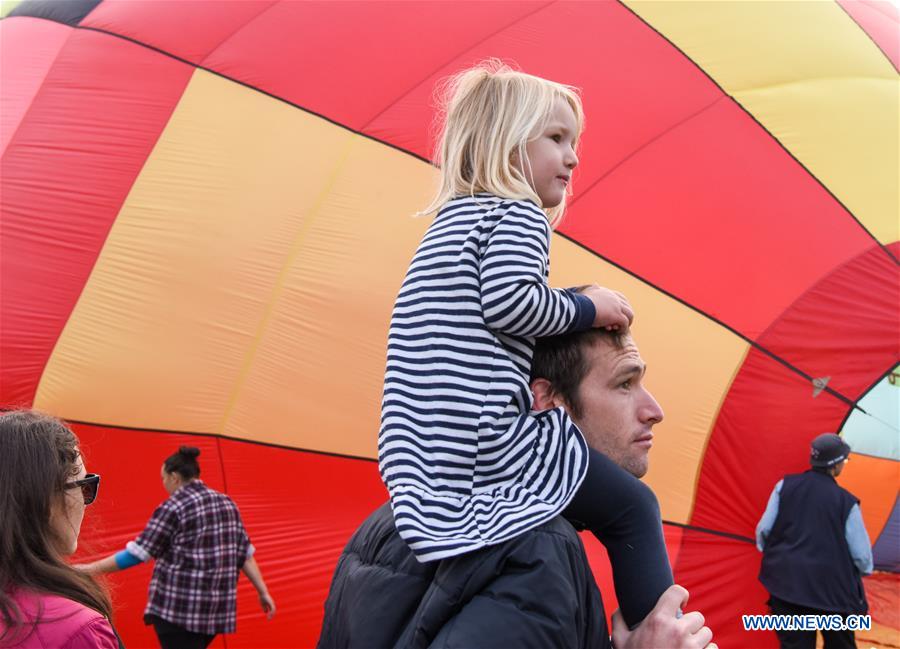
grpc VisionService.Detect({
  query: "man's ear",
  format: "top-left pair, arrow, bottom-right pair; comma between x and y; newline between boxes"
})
531,378 -> 563,411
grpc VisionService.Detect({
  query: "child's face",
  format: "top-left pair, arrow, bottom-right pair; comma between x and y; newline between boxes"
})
517,97 -> 579,209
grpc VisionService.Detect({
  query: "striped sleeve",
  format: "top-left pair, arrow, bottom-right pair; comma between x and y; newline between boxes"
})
479,200 -> 594,337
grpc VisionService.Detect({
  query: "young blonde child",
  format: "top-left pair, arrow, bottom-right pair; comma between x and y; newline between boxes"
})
378,60 -> 672,628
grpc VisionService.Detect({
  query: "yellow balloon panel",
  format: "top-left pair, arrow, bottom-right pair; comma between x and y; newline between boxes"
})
35,69 -> 435,441
626,0 -> 900,244
548,236 -> 750,524
220,145 -> 436,458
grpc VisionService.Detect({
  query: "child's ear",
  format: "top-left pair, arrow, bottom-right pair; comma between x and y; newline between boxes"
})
531,378 -> 562,411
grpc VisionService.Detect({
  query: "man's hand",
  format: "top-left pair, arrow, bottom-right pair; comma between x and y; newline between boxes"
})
611,585 -> 715,649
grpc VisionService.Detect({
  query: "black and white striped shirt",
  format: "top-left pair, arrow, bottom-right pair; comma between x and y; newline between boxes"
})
379,195 -> 595,561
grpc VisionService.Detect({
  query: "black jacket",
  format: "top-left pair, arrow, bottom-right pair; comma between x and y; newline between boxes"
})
759,470 -> 868,614
318,503 -> 610,649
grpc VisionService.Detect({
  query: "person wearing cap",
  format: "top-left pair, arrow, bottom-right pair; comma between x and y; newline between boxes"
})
755,433 -> 873,649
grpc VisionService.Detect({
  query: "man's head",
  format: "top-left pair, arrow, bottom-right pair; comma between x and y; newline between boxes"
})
810,433 -> 851,476
531,329 -> 664,478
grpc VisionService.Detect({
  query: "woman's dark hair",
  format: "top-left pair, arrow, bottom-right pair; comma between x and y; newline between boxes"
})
163,446 -> 201,480
0,410 -> 113,642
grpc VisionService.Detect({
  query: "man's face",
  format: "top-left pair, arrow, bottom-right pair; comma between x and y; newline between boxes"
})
570,336 -> 664,478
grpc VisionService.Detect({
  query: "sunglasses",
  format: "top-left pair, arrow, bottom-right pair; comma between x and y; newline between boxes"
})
65,473 -> 101,505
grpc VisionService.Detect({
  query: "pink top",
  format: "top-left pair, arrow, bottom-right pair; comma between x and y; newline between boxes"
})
3,589 -> 118,648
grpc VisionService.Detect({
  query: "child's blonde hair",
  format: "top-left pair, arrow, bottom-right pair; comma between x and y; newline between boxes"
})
422,60 -> 584,227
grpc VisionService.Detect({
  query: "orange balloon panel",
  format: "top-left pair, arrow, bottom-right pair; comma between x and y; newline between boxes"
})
839,454 -> 900,542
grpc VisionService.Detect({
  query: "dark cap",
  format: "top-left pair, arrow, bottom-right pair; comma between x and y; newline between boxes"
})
810,433 -> 851,468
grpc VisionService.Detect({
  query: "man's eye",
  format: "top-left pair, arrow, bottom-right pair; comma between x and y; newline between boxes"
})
620,380 -> 632,389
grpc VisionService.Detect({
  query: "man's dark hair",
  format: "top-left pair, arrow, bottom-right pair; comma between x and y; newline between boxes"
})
531,329 -> 625,418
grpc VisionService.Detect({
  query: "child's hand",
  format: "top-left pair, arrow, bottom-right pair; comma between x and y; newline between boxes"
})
580,286 -> 634,331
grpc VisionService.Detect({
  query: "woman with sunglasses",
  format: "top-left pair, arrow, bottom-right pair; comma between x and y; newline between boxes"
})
0,410 -> 120,648
78,445 -> 275,649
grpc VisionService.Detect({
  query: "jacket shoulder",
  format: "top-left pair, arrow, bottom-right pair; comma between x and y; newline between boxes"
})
319,509 -> 607,649
423,517 -> 606,649
5,592 -> 117,649
59,617 -> 119,649
317,503 -> 437,648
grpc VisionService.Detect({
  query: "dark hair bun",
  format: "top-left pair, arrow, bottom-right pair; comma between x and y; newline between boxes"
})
178,446 -> 200,459
164,446 -> 201,480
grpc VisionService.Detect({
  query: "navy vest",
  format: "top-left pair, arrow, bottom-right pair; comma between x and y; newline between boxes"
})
759,470 -> 867,614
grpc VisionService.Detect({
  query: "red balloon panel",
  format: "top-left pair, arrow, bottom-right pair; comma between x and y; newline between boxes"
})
836,0 -> 900,71
194,1 -> 549,135
81,1 -> 280,65
759,242 -> 900,400
562,97 -> 877,342
82,0 -> 724,178
72,423 -> 227,649
674,530 -> 774,649
0,28 -> 192,406
690,347 -> 850,536
0,17 -> 69,154
72,423 -> 386,648
218,438 -> 386,648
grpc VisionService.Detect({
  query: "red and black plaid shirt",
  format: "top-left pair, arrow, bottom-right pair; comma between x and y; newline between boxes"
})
127,480 -> 253,635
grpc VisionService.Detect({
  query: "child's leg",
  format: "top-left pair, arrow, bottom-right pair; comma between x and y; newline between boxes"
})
563,446 -> 674,629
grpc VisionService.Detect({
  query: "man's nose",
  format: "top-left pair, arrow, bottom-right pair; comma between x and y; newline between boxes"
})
640,388 -> 664,425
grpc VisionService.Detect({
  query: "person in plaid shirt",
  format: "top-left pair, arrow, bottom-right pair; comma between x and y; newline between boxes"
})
79,446 -> 275,648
